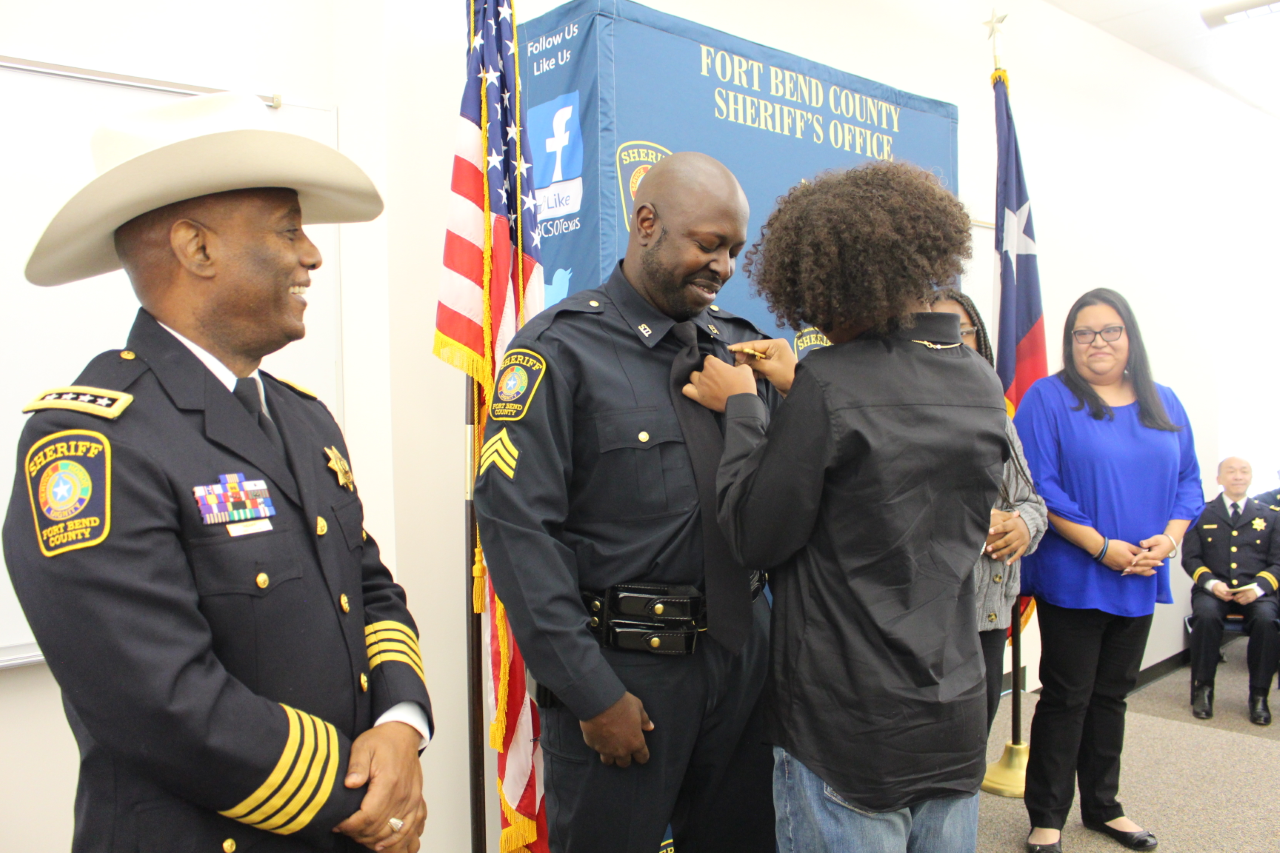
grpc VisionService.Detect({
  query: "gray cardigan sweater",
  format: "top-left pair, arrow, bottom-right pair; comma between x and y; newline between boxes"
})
976,418 -> 1047,631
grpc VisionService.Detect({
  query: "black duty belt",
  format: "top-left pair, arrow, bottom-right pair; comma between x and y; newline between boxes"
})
581,572 -> 765,657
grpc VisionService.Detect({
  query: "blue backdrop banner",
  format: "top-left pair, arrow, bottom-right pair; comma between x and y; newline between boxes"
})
522,0 -> 959,339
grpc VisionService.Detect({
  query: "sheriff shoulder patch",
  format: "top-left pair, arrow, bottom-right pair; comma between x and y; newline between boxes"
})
25,429 -> 111,557
490,349 -> 546,421
24,386 -> 133,419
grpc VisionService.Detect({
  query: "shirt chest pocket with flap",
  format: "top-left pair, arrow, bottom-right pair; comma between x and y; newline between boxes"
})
582,407 -> 696,519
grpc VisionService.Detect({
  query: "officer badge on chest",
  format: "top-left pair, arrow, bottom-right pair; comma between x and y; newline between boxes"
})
325,446 -> 355,491
1253,518 -> 1267,531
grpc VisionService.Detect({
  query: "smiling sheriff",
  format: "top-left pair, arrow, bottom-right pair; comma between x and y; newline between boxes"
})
2,93 -> 433,853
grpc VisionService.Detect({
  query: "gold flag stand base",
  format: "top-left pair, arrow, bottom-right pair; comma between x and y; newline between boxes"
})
981,741 -> 1029,798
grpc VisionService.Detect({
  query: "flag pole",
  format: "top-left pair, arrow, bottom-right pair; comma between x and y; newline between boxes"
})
465,376 -> 487,852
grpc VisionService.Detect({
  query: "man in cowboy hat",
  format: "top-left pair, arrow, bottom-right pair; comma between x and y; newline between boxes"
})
3,93 -> 432,852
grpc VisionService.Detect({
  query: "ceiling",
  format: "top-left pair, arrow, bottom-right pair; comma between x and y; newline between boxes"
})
1045,0 -> 1280,115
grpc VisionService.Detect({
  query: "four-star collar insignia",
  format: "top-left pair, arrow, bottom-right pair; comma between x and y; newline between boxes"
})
1252,517 -> 1267,531
325,446 -> 355,491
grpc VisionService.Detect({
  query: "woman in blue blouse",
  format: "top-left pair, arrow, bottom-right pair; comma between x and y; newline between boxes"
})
1015,289 -> 1201,853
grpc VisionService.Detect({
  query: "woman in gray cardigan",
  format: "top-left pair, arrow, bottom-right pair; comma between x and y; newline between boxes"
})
933,288 -> 1048,733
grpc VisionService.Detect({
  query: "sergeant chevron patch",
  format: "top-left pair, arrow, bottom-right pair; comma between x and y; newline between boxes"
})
23,386 -> 133,419
479,429 -> 519,479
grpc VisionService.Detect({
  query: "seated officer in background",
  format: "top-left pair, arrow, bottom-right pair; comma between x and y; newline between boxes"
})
1251,470 -> 1280,507
3,94 -> 432,852
1182,456 -> 1280,725
474,152 -> 782,853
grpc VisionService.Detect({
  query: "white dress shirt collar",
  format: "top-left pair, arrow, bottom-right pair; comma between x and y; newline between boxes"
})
157,322 -> 268,415
1223,494 -> 1246,517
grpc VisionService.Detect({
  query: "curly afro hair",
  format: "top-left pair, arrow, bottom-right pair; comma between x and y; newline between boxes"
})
743,161 -> 971,335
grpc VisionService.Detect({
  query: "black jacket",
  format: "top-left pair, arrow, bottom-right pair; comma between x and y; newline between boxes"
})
1182,495 -> 1280,596
3,310 -> 432,853
473,264 -> 778,720
717,312 -> 1007,811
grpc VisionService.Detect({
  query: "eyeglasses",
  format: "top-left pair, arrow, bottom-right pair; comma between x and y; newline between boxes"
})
1072,325 -> 1124,345
959,326 -> 977,338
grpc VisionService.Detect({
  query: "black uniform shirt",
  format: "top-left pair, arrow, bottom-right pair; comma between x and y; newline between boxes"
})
1182,494 -> 1280,596
716,312 -> 1008,812
473,263 -> 779,721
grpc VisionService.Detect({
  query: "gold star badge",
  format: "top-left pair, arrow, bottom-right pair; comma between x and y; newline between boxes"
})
1252,517 -> 1266,531
325,446 -> 355,491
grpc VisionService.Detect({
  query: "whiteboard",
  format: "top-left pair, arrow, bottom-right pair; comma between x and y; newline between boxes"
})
0,69 -> 347,664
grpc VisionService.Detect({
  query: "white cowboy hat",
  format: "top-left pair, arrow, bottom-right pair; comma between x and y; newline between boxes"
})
26,91 -> 383,286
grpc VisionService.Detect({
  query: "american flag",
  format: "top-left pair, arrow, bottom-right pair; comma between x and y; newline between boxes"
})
434,1 -> 547,851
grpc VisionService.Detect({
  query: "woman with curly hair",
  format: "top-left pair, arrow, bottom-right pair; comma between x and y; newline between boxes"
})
683,161 -> 1009,853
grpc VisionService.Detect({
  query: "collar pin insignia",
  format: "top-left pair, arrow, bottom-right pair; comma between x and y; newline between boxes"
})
638,324 -> 652,337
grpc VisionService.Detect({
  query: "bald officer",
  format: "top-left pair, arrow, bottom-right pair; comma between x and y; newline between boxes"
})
1183,457 -> 1280,725
4,94 -> 431,852
474,153 -> 780,852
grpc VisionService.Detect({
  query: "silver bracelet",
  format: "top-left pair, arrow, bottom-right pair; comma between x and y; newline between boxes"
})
1161,533 -> 1179,560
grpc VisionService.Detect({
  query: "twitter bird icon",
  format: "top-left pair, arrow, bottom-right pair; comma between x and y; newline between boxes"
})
547,268 -> 572,306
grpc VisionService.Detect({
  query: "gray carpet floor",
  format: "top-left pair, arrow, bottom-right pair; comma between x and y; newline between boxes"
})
977,638 -> 1280,852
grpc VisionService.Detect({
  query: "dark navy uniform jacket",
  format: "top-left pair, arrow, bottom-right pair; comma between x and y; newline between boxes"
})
1182,494 -> 1280,597
3,310 -> 432,853
473,264 -> 779,721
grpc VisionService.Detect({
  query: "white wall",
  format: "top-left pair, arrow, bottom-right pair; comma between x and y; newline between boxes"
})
0,0 -> 1275,849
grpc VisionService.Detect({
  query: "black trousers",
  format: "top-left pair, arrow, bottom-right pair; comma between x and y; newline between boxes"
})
539,596 -> 774,853
1189,589 -> 1280,695
1024,599 -> 1152,830
979,627 -> 1008,736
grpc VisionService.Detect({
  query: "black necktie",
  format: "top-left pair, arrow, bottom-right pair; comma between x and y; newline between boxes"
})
234,377 -> 286,457
668,320 -> 751,653
1231,502 -> 1241,524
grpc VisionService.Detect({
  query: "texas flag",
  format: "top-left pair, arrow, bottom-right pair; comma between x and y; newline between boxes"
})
993,70 -> 1046,415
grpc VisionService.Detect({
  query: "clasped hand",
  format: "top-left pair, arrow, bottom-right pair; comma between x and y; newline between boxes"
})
987,509 -> 1031,564
333,721 -> 426,852
580,691 -> 654,768
1100,534 -> 1174,577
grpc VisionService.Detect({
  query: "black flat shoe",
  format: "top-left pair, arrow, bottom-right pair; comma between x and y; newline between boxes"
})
1083,819 -> 1158,850
1249,694 -> 1271,726
1191,683 -> 1213,719
1026,832 -> 1062,852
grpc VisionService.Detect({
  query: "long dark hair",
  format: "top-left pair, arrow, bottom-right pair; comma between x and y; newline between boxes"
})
1058,288 -> 1178,432
928,286 -> 1034,510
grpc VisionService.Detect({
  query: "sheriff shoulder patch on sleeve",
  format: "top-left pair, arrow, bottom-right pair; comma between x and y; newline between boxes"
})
23,386 -> 133,419
25,429 -> 112,557
490,349 -> 546,421
479,428 -> 519,479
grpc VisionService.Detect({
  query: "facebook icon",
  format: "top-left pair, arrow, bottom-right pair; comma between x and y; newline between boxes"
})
528,91 -> 584,218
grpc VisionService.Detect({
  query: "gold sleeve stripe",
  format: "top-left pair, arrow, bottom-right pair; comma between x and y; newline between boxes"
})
1192,567 -> 1211,582
1259,571 -> 1278,590
370,651 -> 427,683
258,715 -> 332,832
219,705 -> 302,820
365,625 -> 422,657
365,620 -> 419,640
241,711 -> 319,827
367,637 -> 423,669
277,720 -> 340,835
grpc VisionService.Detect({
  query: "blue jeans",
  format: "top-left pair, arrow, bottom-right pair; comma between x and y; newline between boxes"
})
773,747 -> 979,853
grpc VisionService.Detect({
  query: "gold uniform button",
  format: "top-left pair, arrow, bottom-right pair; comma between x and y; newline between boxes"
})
1231,563 -> 1238,569
589,300 -> 600,307
340,593 -> 350,613
255,573 -> 269,589
710,305 -> 720,311
1231,546 -> 1238,552
119,350 -> 136,360
316,516 -> 328,536
223,840 -> 237,853
591,600 -> 601,612
653,603 -> 665,615
993,574 -> 1003,583
987,613 -> 997,622
638,431 -> 650,442
1233,531 -> 1239,536
1232,578 -> 1240,585
360,673 -> 369,692
590,616 -> 600,627
362,529 -> 368,542
649,637 -> 661,648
